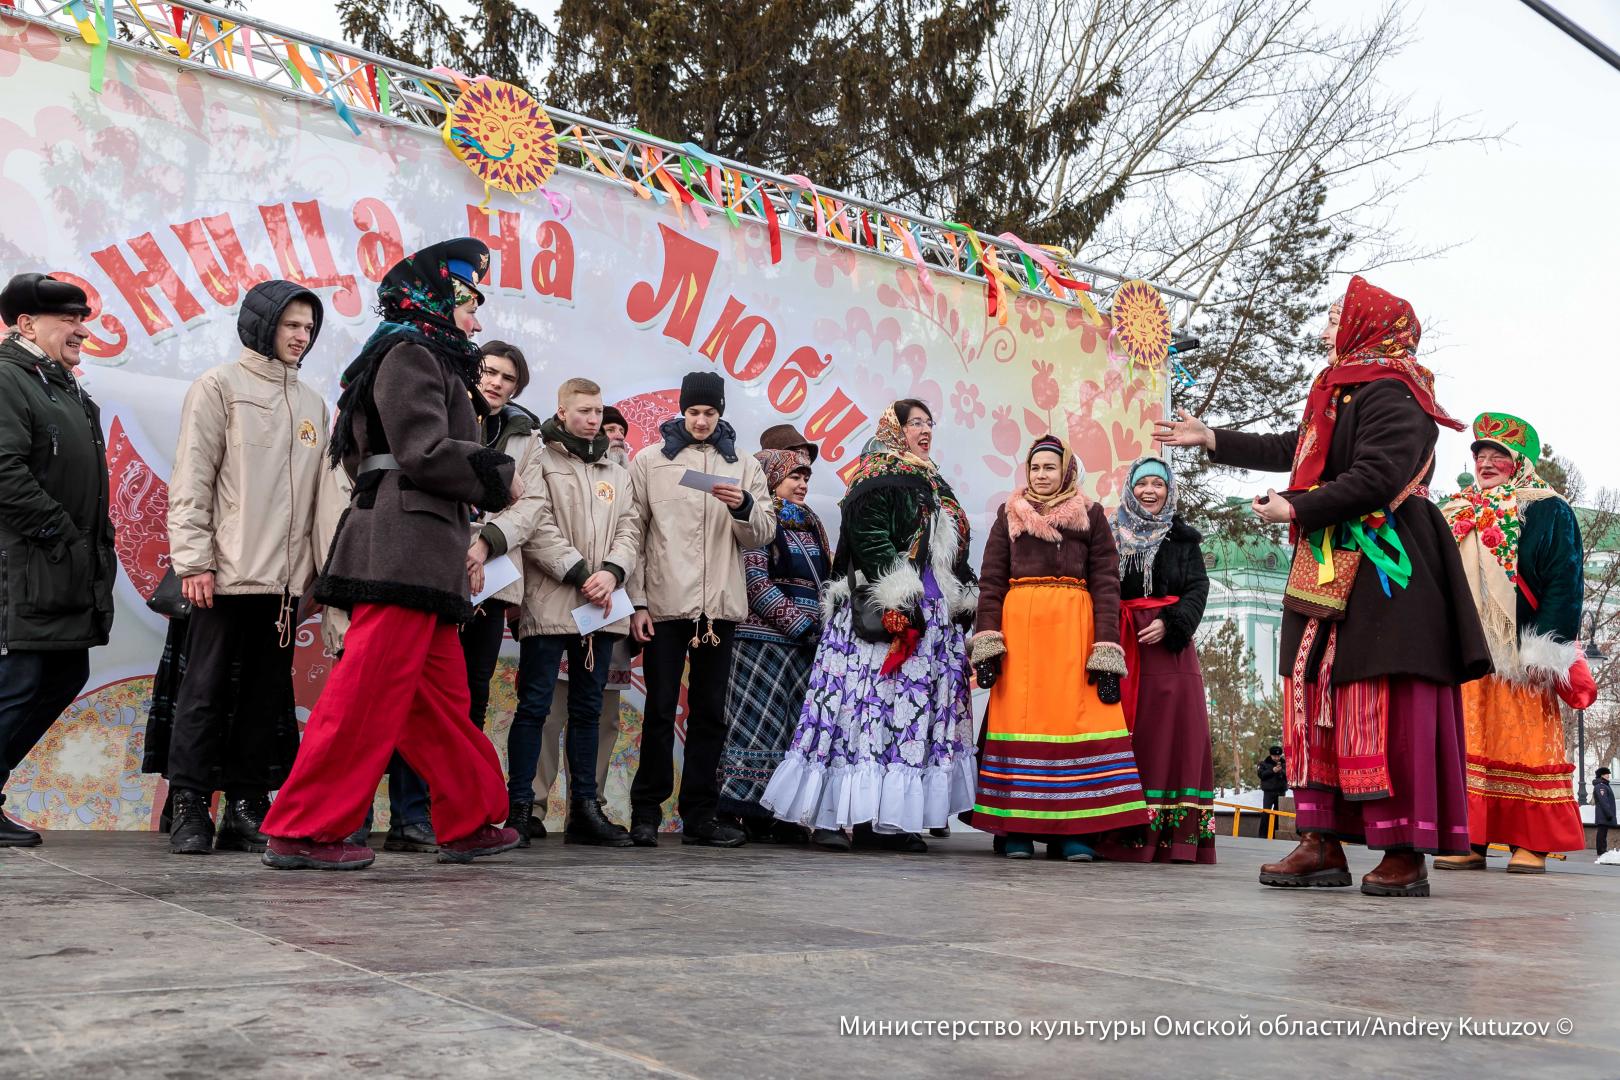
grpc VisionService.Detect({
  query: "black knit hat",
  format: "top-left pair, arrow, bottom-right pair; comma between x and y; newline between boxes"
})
1,272 -> 91,325
680,370 -> 726,415
602,405 -> 628,431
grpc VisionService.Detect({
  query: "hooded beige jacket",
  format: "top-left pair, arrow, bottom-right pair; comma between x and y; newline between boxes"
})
166,349 -> 328,595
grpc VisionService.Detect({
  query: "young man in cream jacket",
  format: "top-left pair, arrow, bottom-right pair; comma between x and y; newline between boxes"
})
164,281 -> 328,856
626,371 -> 775,848
503,378 -> 640,847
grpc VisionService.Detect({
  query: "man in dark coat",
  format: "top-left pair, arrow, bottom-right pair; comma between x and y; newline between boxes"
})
1257,746 -> 1287,812
1596,768 -> 1616,855
0,273 -> 115,847
258,238 -> 522,871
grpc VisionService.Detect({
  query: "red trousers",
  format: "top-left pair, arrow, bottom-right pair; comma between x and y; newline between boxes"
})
263,603 -> 508,845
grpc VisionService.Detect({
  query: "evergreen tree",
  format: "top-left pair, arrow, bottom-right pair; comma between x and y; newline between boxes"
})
1200,619 -> 1282,792
336,0 -> 550,90
546,0 -> 1121,247
1170,168 -> 1352,545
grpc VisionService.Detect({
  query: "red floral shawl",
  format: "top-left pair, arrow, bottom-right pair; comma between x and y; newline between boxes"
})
1290,275 -> 1462,500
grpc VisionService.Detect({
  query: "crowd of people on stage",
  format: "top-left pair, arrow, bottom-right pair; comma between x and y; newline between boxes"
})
0,241 -> 1608,895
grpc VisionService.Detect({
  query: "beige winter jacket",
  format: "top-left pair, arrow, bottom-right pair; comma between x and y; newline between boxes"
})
628,425 -> 775,625
516,435 -> 641,638
473,424 -> 544,607
313,461 -> 351,654
166,349 -> 329,595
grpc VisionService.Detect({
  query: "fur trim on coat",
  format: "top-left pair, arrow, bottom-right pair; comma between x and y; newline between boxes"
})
1004,491 -> 1092,543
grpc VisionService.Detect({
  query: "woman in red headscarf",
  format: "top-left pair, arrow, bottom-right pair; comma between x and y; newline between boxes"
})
1156,275 -> 1491,897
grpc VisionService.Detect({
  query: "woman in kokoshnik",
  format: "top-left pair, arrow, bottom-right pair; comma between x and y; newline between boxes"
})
1155,274 -> 1491,898
1434,412 -> 1591,874
966,435 -> 1147,863
761,399 -> 978,853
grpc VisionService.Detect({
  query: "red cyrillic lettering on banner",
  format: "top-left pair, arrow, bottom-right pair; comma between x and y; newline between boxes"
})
170,214 -> 270,307
802,389 -> 868,465
697,298 -> 776,382
625,224 -> 718,346
91,234 -> 205,336
260,201 -> 360,317
767,346 -> 832,414
531,221 -> 575,299
353,198 -> 405,283
47,270 -> 127,361
467,207 -> 523,291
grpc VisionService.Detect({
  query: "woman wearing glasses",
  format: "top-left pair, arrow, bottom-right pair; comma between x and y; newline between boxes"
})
763,399 -> 978,852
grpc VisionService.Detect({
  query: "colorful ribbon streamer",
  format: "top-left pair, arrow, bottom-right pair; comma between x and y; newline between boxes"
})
312,49 -> 362,136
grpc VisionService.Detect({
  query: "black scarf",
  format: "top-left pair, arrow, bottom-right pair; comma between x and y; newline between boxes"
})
540,416 -> 609,463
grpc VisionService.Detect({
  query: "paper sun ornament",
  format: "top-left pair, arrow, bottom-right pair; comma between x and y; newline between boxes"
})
445,79 -> 559,204
1109,279 -> 1172,379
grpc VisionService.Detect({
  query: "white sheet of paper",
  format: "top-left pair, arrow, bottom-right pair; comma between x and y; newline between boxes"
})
678,469 -> 736,494
572,589 -> 634,635
471,553 -> 522,606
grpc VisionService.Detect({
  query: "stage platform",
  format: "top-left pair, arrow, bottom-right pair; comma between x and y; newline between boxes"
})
5,830 -> 1618,1078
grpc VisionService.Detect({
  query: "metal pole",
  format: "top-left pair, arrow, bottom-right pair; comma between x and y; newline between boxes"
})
1578,708 -> 1588,804
1518,0 -> 1620,74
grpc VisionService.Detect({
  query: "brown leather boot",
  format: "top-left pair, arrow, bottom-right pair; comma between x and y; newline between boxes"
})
1258,832 -> 1351,888
1360,849 -> 1429,896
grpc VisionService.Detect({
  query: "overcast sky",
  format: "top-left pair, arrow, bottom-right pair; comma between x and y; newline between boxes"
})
273,0 -> 1619,494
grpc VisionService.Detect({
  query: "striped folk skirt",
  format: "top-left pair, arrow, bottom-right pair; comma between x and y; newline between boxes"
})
968,577 -> 1150,837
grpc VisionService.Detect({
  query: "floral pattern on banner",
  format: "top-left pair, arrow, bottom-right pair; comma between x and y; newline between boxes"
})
8,678 -> 159,830
1,27 -> 1164,830
105,417 -> 170,599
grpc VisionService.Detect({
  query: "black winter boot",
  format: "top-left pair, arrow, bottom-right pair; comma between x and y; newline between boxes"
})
215,792 -> 271,853
506,799 -> 534,848
168,788 -> 215,855
565,801 -> 633,847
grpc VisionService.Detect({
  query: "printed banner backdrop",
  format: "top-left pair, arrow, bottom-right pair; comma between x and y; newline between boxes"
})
0,21 -> 1165,831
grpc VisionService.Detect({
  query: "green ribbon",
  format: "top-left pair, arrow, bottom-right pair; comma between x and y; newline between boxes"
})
88,0 -> 112,94
1309,513 -> 1413,594
1345,516 -> 1413,591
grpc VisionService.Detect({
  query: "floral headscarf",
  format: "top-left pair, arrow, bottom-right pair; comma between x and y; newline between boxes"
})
329,241 -> 490,468
1287,276 -> 1462,531
872,403 -> 937,473
755,448 -> 811,495
1112,456 -> 1177,593
1442,438 -> 1561,663
1021,434 -> 1082,511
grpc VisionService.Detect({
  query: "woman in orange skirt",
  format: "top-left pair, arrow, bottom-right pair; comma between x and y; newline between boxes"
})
1436,413 -> 1591,874
968,436 -> 1149,861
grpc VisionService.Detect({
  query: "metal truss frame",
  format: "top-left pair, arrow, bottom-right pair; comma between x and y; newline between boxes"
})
6,0 -> 1197,327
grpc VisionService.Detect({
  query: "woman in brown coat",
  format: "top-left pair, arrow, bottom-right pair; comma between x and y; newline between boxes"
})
967,435 -> 1148,861
260,238 -> 523,871
1157,275 -> 1490,897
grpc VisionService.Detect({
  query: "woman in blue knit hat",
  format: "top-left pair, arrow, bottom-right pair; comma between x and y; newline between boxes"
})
1097,456 -> 1217,864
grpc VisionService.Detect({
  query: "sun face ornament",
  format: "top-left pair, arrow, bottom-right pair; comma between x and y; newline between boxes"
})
1109,278 -> 1172,384
444,79 -> 559,204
